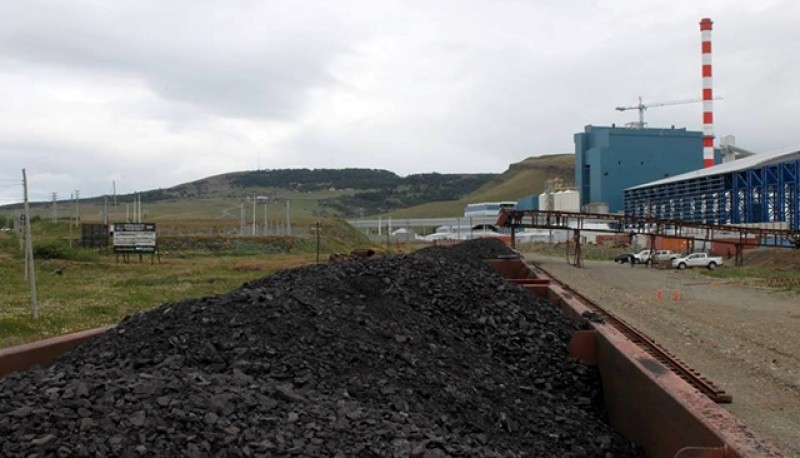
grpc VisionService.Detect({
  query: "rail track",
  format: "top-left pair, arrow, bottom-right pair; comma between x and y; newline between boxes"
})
533,263 -> 733,404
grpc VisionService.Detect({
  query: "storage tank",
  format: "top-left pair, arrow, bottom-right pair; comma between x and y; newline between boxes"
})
538,192 -> 548,211
554,190 -> 580,212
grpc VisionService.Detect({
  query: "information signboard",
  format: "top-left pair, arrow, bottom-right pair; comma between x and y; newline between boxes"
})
81,223 -> 109,248
112,223 -> 157,253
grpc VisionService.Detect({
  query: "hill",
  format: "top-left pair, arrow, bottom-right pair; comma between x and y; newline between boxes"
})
0,155 -> 575,223
384,154 -> 574,218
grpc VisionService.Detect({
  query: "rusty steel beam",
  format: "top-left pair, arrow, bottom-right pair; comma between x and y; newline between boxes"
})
499,209 -> 799,249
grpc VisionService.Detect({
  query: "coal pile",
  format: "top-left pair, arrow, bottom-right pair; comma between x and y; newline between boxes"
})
0,239 -> 641,457
445,237 -> 519,260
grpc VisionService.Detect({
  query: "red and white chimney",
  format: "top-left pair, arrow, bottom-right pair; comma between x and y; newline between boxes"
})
700,18 -> 714,168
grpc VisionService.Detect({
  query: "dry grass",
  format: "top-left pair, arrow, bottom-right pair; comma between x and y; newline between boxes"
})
0,249 -> 317,349
230,256 -> 314,272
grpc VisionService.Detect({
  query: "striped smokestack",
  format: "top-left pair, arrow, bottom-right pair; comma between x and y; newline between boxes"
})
700,17 -> 714,168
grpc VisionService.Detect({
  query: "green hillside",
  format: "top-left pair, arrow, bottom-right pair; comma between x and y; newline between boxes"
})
1,155 -> 575,224
2,168 -> 494,222
384,154 -> 575,218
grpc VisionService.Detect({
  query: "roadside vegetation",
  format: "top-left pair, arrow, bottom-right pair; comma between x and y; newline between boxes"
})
700,249 -> 800,294
517,241 -> 627,261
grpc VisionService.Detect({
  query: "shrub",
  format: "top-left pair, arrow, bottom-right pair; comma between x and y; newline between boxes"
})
32,241 -> 99,262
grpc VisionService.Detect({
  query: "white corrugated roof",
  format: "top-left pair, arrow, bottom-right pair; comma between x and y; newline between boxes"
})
627,144 -> 800,190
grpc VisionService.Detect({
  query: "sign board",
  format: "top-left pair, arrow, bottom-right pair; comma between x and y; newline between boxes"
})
112,223 -> 157,253
81,223 -> 109,248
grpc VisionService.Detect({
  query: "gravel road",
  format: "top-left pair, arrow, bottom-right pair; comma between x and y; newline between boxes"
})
524,254 -> 800,457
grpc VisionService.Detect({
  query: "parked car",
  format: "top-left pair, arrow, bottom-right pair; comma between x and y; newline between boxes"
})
615,252 -> 635,264
632,249 -> 678,264
632,250 -> 654,264
671,252 -> 723,270
653,250 -> 678,262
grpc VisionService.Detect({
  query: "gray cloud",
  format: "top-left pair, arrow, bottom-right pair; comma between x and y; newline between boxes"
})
1,0 -> 799,205
1,1 -> 349,120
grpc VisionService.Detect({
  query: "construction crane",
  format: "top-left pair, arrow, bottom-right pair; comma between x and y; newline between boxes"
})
615,96 -> 722,129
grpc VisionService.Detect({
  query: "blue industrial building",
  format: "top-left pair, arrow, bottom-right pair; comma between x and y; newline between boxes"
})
575,125 -> 718,213
515,195 -> 539,211
625,147 -> 800,231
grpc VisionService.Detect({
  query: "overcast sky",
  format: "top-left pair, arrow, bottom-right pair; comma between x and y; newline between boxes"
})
1,0 -> 798,204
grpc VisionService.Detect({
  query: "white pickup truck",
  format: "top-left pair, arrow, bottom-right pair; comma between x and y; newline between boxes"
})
632,249 -> 677,264
671,253 -> 723,270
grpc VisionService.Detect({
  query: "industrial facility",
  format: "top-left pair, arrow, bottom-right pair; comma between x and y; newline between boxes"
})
579,15 -> 796,235
577,16 -> 723,216
503,16 -> 799,259
624,146 -> 800,231
575,124 -> 712,213
360,15 -> 800,248
622,17 -> 799,234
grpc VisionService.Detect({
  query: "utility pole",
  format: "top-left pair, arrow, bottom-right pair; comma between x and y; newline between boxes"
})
69,192 -> 74,248
252,193 -> 256,236
264,202 -> 268,235
240,202 -> 245,235
315,221 -> 321,264
103,196 -> 108,225
285,199 -> 292,236
51,192 -> 58,222
22,169 -> 38,319
75,190 -> 80,225
74,190 -> 80,247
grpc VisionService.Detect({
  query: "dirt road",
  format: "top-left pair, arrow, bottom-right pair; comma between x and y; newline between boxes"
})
524,254 -> 800,457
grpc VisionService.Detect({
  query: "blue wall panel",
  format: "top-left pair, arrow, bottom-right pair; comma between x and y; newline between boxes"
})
624,158 -> 800,231
574,125 -> 705,213
515,195 -> 539,211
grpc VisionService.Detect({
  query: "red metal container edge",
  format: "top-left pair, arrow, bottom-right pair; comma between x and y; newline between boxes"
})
488,257 -> 784,458
0,326 -> 114,377
0,259 -> 786,457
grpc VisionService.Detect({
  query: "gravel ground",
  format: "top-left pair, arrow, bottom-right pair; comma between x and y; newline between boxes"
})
525,253 -> 800,457
0,240 -> 642,457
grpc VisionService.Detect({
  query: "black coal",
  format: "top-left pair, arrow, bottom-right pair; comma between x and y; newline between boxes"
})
0,239 -> 641,457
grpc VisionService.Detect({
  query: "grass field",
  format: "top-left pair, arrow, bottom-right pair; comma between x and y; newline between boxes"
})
0,218 -> 371,349
0,242 -> 315,349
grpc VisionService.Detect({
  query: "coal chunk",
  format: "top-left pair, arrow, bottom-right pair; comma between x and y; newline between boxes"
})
0,239 -> 641,457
